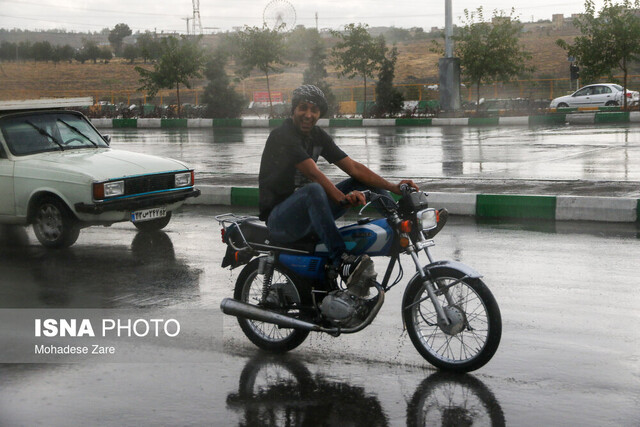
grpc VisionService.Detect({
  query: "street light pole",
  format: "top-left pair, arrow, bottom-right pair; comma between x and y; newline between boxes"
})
439,0 -> 461,112
445,0 -> 453,58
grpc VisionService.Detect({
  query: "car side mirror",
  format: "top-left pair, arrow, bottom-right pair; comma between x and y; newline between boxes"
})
102,134 -> 111,145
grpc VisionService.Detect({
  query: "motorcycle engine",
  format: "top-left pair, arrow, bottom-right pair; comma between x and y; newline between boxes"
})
319,264 -> 378,327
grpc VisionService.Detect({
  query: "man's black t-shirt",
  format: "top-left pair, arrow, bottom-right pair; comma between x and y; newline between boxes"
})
258,118 -> 347,220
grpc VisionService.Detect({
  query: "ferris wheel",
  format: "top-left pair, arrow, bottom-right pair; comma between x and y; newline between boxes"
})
263,0 -> 297,31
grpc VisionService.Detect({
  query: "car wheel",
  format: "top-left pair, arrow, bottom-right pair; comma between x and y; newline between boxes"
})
133,212 -> 172,232
557,102 -> 569,108
605,101 -> 619,106
32,197 -> 80,248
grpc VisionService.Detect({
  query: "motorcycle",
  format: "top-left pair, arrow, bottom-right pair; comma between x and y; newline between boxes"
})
216,185 -> 502,372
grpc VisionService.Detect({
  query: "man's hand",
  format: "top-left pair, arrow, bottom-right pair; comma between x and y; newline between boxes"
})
392,179 -> 419,195
343,190 -> 367,207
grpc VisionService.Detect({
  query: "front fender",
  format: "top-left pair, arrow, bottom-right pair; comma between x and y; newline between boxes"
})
401,260 -> 483,311
422,260 -> 482,279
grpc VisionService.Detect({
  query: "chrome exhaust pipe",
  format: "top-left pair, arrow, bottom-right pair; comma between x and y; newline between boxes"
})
220,298 -> 324,332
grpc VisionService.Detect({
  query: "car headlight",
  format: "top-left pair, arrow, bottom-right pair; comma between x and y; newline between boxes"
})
417,208 -> 438,231
93,180 -> 124,200
175,171 -> 193,187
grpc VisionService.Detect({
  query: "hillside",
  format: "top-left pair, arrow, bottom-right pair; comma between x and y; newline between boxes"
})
0,26 -> 580,102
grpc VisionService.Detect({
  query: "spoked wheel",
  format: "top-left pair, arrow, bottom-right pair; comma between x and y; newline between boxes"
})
32,197 -> 80,248
403,267 -> 502,373
234,258 -> 310,352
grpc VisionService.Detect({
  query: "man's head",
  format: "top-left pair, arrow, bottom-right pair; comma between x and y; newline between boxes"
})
290,85 -> 328,134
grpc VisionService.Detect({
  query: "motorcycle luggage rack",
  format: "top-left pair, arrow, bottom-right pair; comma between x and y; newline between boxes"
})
215,213 -> 260,252
215,213 -> 315,254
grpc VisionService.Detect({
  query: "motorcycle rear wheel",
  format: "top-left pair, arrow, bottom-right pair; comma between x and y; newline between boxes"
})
403,267 -> 502,373
234,258 -> 311,353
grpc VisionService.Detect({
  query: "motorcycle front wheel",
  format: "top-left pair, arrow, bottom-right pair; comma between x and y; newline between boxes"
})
234,258 -> 311,353
402,267 -> 502,373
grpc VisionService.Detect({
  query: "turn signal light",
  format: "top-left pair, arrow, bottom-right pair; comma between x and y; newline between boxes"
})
400,220 -> 412,233
399,235 -> 410,248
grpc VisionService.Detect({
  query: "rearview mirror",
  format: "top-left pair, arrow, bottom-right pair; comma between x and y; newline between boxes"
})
102,134 -> 111,145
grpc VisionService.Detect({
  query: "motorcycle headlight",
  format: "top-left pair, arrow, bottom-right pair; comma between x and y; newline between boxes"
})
417,208 -> 438,231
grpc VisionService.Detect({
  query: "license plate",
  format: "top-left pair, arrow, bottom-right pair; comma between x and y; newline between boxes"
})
131,207 -> 166,222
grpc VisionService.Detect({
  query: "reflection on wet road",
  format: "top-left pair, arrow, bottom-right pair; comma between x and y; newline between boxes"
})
227,355 -> 505,427
110,125 -> 640,182
0,225 -> 201,309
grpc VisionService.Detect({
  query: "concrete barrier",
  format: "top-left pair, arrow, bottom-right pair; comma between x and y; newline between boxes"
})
427,192 -> 477,216
363,119 -> 396,127
187,185 -> 231,206
187,118 -> 213,128
241,119 -> 270,128
137,118 -> 162,128
556,196 -> 637,222
188,186 -> 639,223
91,118 -> 113,128
499,116 -> 529,126
567,113 -> 596,125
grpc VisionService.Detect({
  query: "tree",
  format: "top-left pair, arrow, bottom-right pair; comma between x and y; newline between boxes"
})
51,44 -> 74,64
109,23 -> 132,56
234,25 -> 286,117
557,0 -> 640,109
331,23 -> 386,118
443,8 -> 532,109
135,36 -> 204,118
31,41 -> 53,62
202,49 -> 245,118
372,46 -> 404,117
303,37 -> 337,116
137,32 -> 162,63
122,44 -> 138,64
76,39 -> 101,64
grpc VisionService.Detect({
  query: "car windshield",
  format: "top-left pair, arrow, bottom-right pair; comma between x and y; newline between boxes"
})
612,84 -> 623,91
0,112 -> 108,156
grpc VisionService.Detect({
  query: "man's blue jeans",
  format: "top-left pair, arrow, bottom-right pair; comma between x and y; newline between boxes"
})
266,178 -> 393,261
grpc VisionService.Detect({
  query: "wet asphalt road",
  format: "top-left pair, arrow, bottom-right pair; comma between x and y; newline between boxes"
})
107,124 -> 640,196
1,205 -> 639,426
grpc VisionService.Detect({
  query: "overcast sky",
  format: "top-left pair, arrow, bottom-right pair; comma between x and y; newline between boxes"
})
0,0 -> 606,34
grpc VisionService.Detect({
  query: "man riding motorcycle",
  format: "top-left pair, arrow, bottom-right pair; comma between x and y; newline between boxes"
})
258,84 -> 419,283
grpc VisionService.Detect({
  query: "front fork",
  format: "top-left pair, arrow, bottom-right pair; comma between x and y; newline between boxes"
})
407,233 -> 454,326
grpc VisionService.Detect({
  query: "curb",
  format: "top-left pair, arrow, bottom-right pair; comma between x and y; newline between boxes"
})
91,111 -> 640,129
186,185 -> 640,223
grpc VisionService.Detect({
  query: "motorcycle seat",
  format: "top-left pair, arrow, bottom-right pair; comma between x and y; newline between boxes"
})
227,218 -> 318,254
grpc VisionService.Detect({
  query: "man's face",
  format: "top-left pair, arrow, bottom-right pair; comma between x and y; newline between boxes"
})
292,101 -> 321,134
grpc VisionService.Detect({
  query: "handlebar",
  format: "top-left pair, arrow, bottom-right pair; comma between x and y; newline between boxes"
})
399,183 -> 415,196
339,190 -> 372,207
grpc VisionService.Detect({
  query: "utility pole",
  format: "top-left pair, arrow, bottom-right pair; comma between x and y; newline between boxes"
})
182,17 -> 192,35
438,0 -> 461,111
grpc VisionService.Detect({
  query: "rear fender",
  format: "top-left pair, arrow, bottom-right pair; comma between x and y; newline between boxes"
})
221,245 -> 255,269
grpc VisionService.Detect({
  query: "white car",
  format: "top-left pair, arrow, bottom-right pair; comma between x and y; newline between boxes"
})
550,83 -> 640,108
0,99 -> 200,248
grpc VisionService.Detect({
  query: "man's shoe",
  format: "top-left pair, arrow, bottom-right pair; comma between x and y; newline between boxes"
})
339,253 -> 374,286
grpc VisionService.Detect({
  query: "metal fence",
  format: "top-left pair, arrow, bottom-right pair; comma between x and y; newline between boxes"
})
19,75 -> 640,110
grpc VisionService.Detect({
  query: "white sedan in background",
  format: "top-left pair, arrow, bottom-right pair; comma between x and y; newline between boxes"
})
550,83 -> 640,108
0,98 -> 200,248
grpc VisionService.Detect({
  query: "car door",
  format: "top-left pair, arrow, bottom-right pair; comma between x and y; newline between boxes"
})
589,85 -> 612,106
0,142 -> 15,217
570,86 -> 593,106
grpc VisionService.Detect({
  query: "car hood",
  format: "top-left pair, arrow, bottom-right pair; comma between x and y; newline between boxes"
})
16,148 -> 190,181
